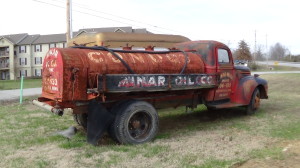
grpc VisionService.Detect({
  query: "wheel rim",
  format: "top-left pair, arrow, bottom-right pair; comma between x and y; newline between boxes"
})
128,111 -> 152,140
253,92 -> 261,109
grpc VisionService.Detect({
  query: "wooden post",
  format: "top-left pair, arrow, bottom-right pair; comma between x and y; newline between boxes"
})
66,0 -> 71,43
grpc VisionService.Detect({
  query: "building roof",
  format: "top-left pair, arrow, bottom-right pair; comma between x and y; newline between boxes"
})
0,33 -> 28,44
76,27 -> 151,37
78,27 -> 132,34
33,33 -> 66,44
132,28 -> 152,34
0,27 -> 152,45
18,35 -> 40,45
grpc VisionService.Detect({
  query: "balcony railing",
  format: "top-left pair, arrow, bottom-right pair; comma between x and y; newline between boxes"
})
0,63 -> 9,69
0,51 -> 9,57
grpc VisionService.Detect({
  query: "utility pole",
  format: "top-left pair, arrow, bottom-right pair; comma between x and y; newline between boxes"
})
254,30 -> 257,62
266,34 -> 268,68
66,0 -> 73,43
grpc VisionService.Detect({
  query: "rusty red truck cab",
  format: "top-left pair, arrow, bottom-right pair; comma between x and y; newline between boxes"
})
33,33 -> 268,145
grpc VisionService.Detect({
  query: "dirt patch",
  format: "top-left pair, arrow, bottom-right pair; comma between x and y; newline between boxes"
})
155,129 -> 275,165
25,113 -> 49,118
24,102 -> 42,111
0,99 -> 19,106
235,140 -> 300,168
2,144 -> 81,167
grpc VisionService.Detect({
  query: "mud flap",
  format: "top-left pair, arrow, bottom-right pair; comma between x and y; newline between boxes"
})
87,100 -> 113,145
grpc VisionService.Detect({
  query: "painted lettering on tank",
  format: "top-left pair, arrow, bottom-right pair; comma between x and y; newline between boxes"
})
148,54 -> 163,63
175,75 -> 213,86
198,76 -> 213,85
158,76 -> 165,86
118,76 -> 166,88
46,49 -> 58,58
166,53 -> 180,63
45,59 -> 57,68
51,86 -> 58,91
49,78 -> 58,86
88,52 -> 104,63
129,53 -> 145,63
116,75 -> 214,89
44,76 -> 58,92
107,52 -> 123,63
44,49 -> 59,93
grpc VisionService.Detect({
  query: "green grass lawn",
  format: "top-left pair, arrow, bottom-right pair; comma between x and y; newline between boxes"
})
0,74 -> 300,168
0,78 -> 42,90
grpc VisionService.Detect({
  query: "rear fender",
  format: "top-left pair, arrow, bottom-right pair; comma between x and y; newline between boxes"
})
231,76 -> 268,105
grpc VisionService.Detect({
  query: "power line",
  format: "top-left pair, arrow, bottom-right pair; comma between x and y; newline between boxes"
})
32,0 -> 141,29
33,0 -> 184,34
50,0 -> 183,34
48,0 -> 89,7
33,0 -> 65,9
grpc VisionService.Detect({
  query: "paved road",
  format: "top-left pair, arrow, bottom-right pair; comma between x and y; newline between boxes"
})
252,71 -> 300,75
257,61 -> 300,68
0,87 -> 42,101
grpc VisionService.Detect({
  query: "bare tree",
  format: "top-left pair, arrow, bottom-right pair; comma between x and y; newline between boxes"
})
235,40 -> 252,61
269,43 -> 287,60
254,45 -> 265,61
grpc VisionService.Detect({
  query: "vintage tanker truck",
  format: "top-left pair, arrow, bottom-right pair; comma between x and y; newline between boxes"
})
33,32 -> 268,145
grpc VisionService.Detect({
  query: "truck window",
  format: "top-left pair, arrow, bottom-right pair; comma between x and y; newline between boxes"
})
218,49 -> 229,64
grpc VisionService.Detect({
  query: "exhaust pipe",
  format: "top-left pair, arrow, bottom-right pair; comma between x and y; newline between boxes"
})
33,100 -> 64,116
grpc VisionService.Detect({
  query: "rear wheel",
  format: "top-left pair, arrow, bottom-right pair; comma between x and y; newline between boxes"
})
246,88 -> 261,115
110,101 -> 159,144
108,100 -> 132,142
73,113 -> 88,129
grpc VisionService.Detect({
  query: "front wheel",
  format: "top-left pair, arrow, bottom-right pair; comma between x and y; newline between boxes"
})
110,101 -> 159,144
246,88 -> 261,115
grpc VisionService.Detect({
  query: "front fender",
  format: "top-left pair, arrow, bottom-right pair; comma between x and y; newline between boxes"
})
231,76 -> 268,105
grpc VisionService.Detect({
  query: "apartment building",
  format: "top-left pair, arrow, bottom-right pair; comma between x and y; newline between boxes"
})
0,33 -> 66,80
0,33 -> 28,80
0,27 -> 150,80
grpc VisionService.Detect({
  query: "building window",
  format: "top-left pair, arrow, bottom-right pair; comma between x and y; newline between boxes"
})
19,58 -> 27,66
35,57 -> 43,65
35,69 -> 42,76
49,43 -> 56,49
19,46 -> 27,53
20,70 -> 27,77
34,45 -> 42,52
63,43 -> 66,48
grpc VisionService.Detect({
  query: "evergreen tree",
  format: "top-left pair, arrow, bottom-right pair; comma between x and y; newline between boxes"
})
235,40 -> 252,61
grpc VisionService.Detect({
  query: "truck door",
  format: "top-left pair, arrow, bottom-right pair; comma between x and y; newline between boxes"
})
214,48 -> 235,101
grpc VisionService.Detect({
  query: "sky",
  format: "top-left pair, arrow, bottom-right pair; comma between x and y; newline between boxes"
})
0,0 -> 299,55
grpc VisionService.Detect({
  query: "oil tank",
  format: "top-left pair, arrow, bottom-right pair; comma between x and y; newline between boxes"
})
41,33 -> 205,102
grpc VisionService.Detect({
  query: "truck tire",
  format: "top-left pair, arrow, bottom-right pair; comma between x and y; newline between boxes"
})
108,100 -> 133,143
73,113 -> 88,129
110,100 -> 159,144
246,88 -> 261,115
